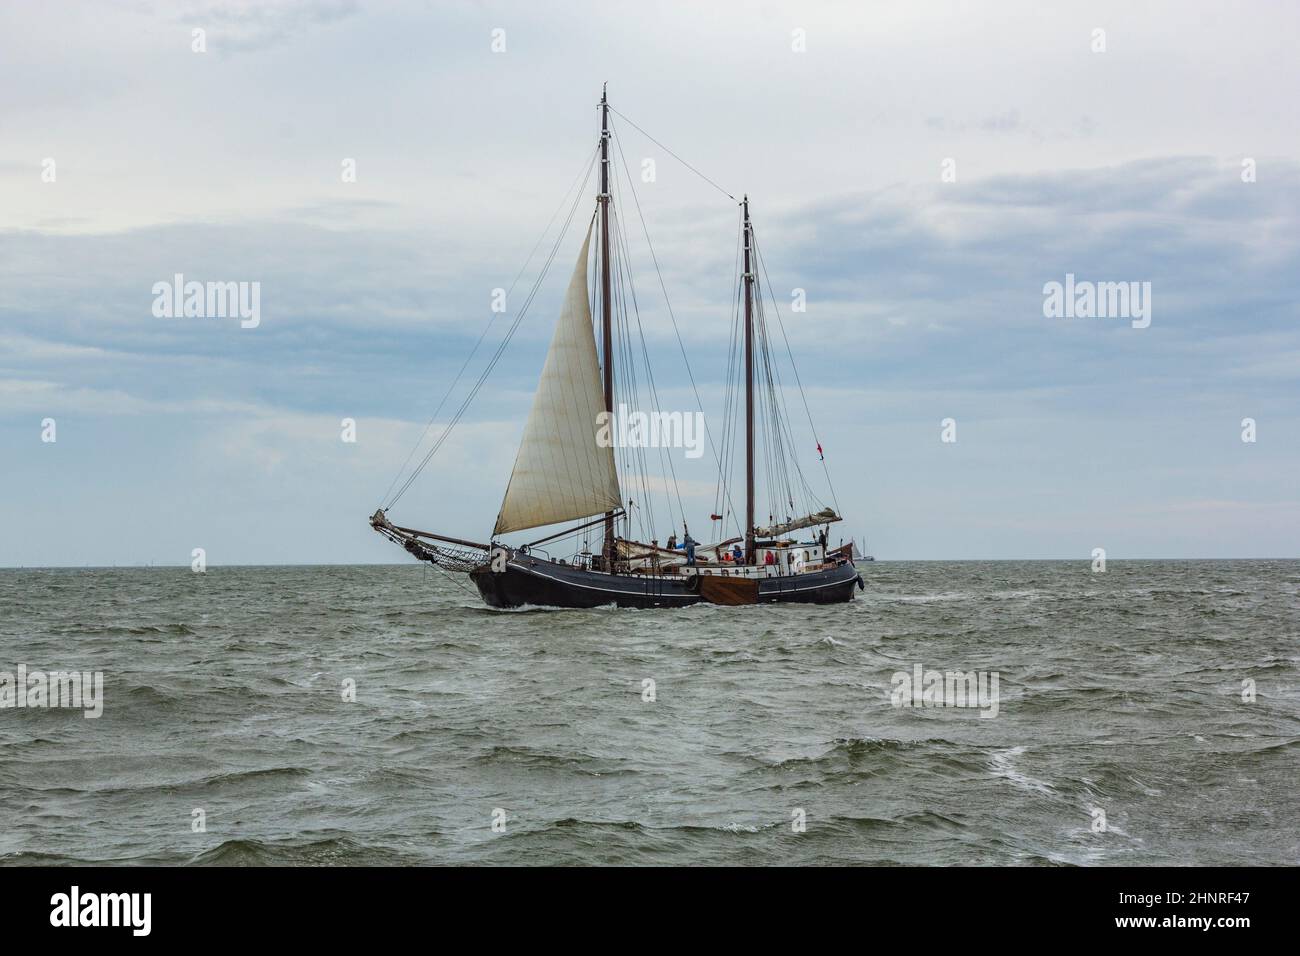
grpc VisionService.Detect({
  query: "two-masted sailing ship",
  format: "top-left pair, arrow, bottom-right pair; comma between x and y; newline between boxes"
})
370,87 -> 863,608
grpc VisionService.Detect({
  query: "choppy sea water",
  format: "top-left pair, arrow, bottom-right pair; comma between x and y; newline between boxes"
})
0,560 -> 1297,866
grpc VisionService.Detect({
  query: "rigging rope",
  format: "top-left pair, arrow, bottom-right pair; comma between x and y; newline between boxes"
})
715,206 -> 744,540
714,211 -> 838,538
607,116 -> 741,534
385,152 -> 598,510
607,105 -> 736,202
608,143 -> 688,535
750,225 -> 843,518
382,144 -> 600,510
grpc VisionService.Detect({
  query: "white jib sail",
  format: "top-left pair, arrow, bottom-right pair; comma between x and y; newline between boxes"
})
494,221 -> 622,535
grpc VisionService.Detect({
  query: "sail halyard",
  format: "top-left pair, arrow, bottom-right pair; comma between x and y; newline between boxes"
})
493,220 -> 622,536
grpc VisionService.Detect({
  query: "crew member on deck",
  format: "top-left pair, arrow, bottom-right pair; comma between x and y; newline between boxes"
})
683,531 -> 697,566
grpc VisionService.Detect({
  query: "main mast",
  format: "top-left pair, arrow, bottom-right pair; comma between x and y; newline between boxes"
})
743,196 -> 755,565
600,85 -> 616,566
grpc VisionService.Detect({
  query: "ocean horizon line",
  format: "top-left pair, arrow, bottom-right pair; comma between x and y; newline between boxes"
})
3,556 -> 1298,571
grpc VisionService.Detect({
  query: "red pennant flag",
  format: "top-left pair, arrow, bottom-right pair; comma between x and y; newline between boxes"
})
816,442 -> 824,460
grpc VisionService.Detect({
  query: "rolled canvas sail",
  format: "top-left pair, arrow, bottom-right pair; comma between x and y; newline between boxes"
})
494,222 -> 622,535
753,507 -> 841,538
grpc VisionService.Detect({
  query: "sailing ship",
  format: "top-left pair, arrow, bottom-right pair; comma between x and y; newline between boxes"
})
370,87 -> 863,608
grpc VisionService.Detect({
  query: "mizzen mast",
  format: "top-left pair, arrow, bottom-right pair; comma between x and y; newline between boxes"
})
742,195 -> 756,565
599,83 -> 616,566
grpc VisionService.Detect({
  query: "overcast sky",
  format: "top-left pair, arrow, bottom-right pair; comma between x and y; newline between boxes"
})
2,0 -> 1298,565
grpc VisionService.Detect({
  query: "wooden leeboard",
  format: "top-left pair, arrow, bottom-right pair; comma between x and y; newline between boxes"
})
697,574 -> 759,605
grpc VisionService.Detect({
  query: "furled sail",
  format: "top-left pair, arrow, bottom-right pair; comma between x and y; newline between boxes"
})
494,222 -> 622,535
753,507 -> 841,538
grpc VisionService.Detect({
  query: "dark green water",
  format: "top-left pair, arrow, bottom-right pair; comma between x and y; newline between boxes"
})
1,560 -> 1296,865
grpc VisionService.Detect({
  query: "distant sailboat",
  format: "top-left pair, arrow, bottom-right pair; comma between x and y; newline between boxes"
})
371,87 -> 863,608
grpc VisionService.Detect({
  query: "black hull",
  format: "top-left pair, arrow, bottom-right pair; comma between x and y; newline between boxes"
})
469,554 -> 862,609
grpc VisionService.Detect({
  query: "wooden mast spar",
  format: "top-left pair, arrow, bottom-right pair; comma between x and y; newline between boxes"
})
600,84 -> 616,569
743,196 -> 755,565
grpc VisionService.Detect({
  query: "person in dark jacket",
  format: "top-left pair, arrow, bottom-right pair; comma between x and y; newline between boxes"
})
683,531 -> 697,566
